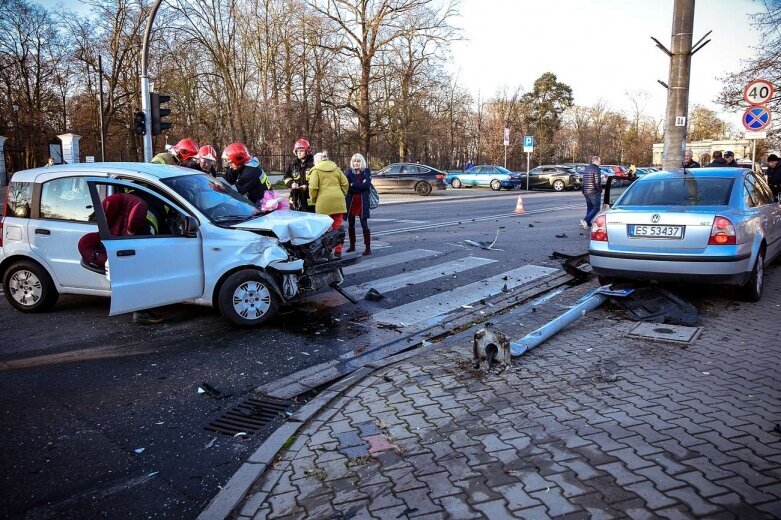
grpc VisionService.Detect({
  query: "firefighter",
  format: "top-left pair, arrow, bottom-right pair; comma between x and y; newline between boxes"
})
283,138 -> 315,212
222,142 -> 270,205
150,138 -> 199,167
194,145 -> 218,176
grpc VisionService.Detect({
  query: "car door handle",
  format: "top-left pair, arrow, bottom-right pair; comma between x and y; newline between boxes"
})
34,228 -> 51,236
117,250 -> 136,257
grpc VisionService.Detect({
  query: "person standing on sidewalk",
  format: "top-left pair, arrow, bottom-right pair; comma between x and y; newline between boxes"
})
580,155 -> 602,229
309,151 -> 349,257
344,153 -> 372,255
707,150 -> 727,167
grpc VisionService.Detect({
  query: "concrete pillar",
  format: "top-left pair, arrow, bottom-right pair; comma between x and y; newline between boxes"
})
57,133 -> 82,164
0,136 -> 7,186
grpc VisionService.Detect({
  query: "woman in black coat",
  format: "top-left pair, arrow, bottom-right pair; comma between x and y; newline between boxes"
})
344,153 -> 372,255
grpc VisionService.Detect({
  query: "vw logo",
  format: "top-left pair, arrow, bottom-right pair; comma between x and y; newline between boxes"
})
651,214 -> 661,224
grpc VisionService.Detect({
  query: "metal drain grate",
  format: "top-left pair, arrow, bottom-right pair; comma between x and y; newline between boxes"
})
205,394 -> 293,437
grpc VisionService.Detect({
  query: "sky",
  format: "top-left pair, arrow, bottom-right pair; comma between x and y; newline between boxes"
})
40,0 -> 762,130
448,0 -> 762,130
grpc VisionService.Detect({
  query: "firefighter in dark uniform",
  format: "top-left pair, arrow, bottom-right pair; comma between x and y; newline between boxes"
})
221,142 -> 270,205
283,138 -> 315,212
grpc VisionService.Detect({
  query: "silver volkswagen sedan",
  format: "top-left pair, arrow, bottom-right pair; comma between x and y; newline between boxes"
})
589,168 -> 781,301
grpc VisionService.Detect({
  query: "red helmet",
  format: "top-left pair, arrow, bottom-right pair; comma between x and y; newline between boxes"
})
222,143 -> 251,168
293,138 -> 311,154
173,138 -> 199,161
197,145 -> 217,161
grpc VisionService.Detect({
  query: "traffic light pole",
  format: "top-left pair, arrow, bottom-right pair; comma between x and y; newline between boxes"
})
140,0 -> 163,162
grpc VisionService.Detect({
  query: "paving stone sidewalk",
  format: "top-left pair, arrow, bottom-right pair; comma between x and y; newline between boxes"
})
235,274 -> 781,519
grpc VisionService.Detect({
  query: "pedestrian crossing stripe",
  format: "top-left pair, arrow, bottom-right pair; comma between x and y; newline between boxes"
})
343,249 -> 440,275
371,264 -> 558,327
341,256 -> 496,299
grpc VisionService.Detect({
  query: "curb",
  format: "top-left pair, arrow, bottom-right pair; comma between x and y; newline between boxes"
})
196,345 -> 436,520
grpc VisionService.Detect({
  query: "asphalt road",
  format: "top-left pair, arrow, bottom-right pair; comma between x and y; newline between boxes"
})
0,189 -> 591,519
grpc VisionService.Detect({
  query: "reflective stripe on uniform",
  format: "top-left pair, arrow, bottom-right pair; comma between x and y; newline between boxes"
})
146,211 -> 159,234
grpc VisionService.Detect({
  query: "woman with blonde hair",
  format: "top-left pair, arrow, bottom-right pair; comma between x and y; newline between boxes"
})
344,153 -> 373,255
309,151 -> 349,257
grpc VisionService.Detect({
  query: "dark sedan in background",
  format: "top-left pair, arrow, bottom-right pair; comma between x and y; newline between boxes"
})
373,163 -> 448,196
523,165 -> 581,191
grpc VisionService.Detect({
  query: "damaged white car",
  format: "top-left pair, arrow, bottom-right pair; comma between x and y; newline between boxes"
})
1,163 -> 354,326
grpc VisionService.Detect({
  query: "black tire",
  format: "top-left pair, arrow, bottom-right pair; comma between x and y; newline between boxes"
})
217,269 -> 280,327
415,182 -> 432,196
490,179 -> 502,191
739,249 -> 764,302
451,178 -> 462,189
553,180 -> 565,192
2,260 -> 59,312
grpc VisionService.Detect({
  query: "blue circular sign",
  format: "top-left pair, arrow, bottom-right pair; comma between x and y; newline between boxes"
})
742,106 -> 771,130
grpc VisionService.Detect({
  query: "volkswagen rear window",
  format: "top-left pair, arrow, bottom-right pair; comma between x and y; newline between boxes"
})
618,177 -> 734,206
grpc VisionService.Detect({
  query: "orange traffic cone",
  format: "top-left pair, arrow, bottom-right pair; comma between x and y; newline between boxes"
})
514,195 -> 525,214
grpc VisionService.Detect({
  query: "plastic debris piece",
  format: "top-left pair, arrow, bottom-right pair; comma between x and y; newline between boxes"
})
555,233 -> 568,238
365,288 -> 385,301
234,432 -> 248,438
135,448 -> 145,454
461,304 -> 473,309
205,438 -> 217,449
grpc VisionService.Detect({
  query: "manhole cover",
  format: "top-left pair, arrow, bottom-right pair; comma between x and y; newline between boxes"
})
625,322 -> 701,345
205,394 -> 293,437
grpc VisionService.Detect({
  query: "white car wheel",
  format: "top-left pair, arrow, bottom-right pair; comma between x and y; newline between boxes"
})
3,261 -> 59,312
553,180 -> 565,192
451,178 -> 462,189
739,249 -> 764,302
218,270 -> 280,327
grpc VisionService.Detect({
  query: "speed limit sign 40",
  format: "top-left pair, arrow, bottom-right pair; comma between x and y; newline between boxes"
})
744,79 -> 775,105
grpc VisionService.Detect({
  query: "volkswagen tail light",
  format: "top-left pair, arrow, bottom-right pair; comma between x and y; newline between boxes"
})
708,216 -> 736,245
590,214 -> 608,242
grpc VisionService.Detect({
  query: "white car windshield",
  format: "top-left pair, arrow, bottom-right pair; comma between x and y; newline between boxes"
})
162,174 -> 260,223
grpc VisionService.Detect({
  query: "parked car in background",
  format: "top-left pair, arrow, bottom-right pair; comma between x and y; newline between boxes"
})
590,168 -> 781,301
1,163 -> 353,327
635,167 -> 660,178
561,163 -> 587,185
373,163 -> 447,196
602,164 -> 628,177
523,165 -> 581,191
446,165 -> 522,190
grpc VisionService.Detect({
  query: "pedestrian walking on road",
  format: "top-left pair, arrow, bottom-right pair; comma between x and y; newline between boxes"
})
766,154 -> 781,200
683,149 -> 700,168
344,153 -> 372,255
580,155 -> 602,230
310,151 -> 349,257
283,139 -> 315,212
706,150 -> 728,167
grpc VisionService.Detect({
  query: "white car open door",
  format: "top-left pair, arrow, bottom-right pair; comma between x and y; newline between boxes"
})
86,178 -> 205,315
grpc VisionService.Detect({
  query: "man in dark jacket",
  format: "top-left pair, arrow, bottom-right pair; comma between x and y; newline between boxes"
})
766,154 -> 781,200
284,139 -> 315,211
683,149 -> 700,168
222,142 -> 270,205
707,150 -> 728,167
580,155 -> 602,229
723,150 -> 740,168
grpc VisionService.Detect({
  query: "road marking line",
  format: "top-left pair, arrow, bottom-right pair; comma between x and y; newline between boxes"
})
343,249 -> 440,275
372,204 -> 580,237
342,256 -> 496,299
372,264 -> 559,327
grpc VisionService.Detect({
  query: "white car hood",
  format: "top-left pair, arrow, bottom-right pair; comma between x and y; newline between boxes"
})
231,210 -> 333,245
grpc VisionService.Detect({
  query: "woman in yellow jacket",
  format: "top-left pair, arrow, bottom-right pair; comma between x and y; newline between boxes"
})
309,151 -> 349,256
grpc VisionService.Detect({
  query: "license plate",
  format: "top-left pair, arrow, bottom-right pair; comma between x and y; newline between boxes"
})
628,224 -> 684,238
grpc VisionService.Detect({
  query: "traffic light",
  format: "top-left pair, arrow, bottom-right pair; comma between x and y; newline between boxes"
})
150,92 -> 172,135
133,111 -> 146,135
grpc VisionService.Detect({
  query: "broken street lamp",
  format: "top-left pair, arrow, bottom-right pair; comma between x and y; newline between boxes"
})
133,111 -> 146,135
